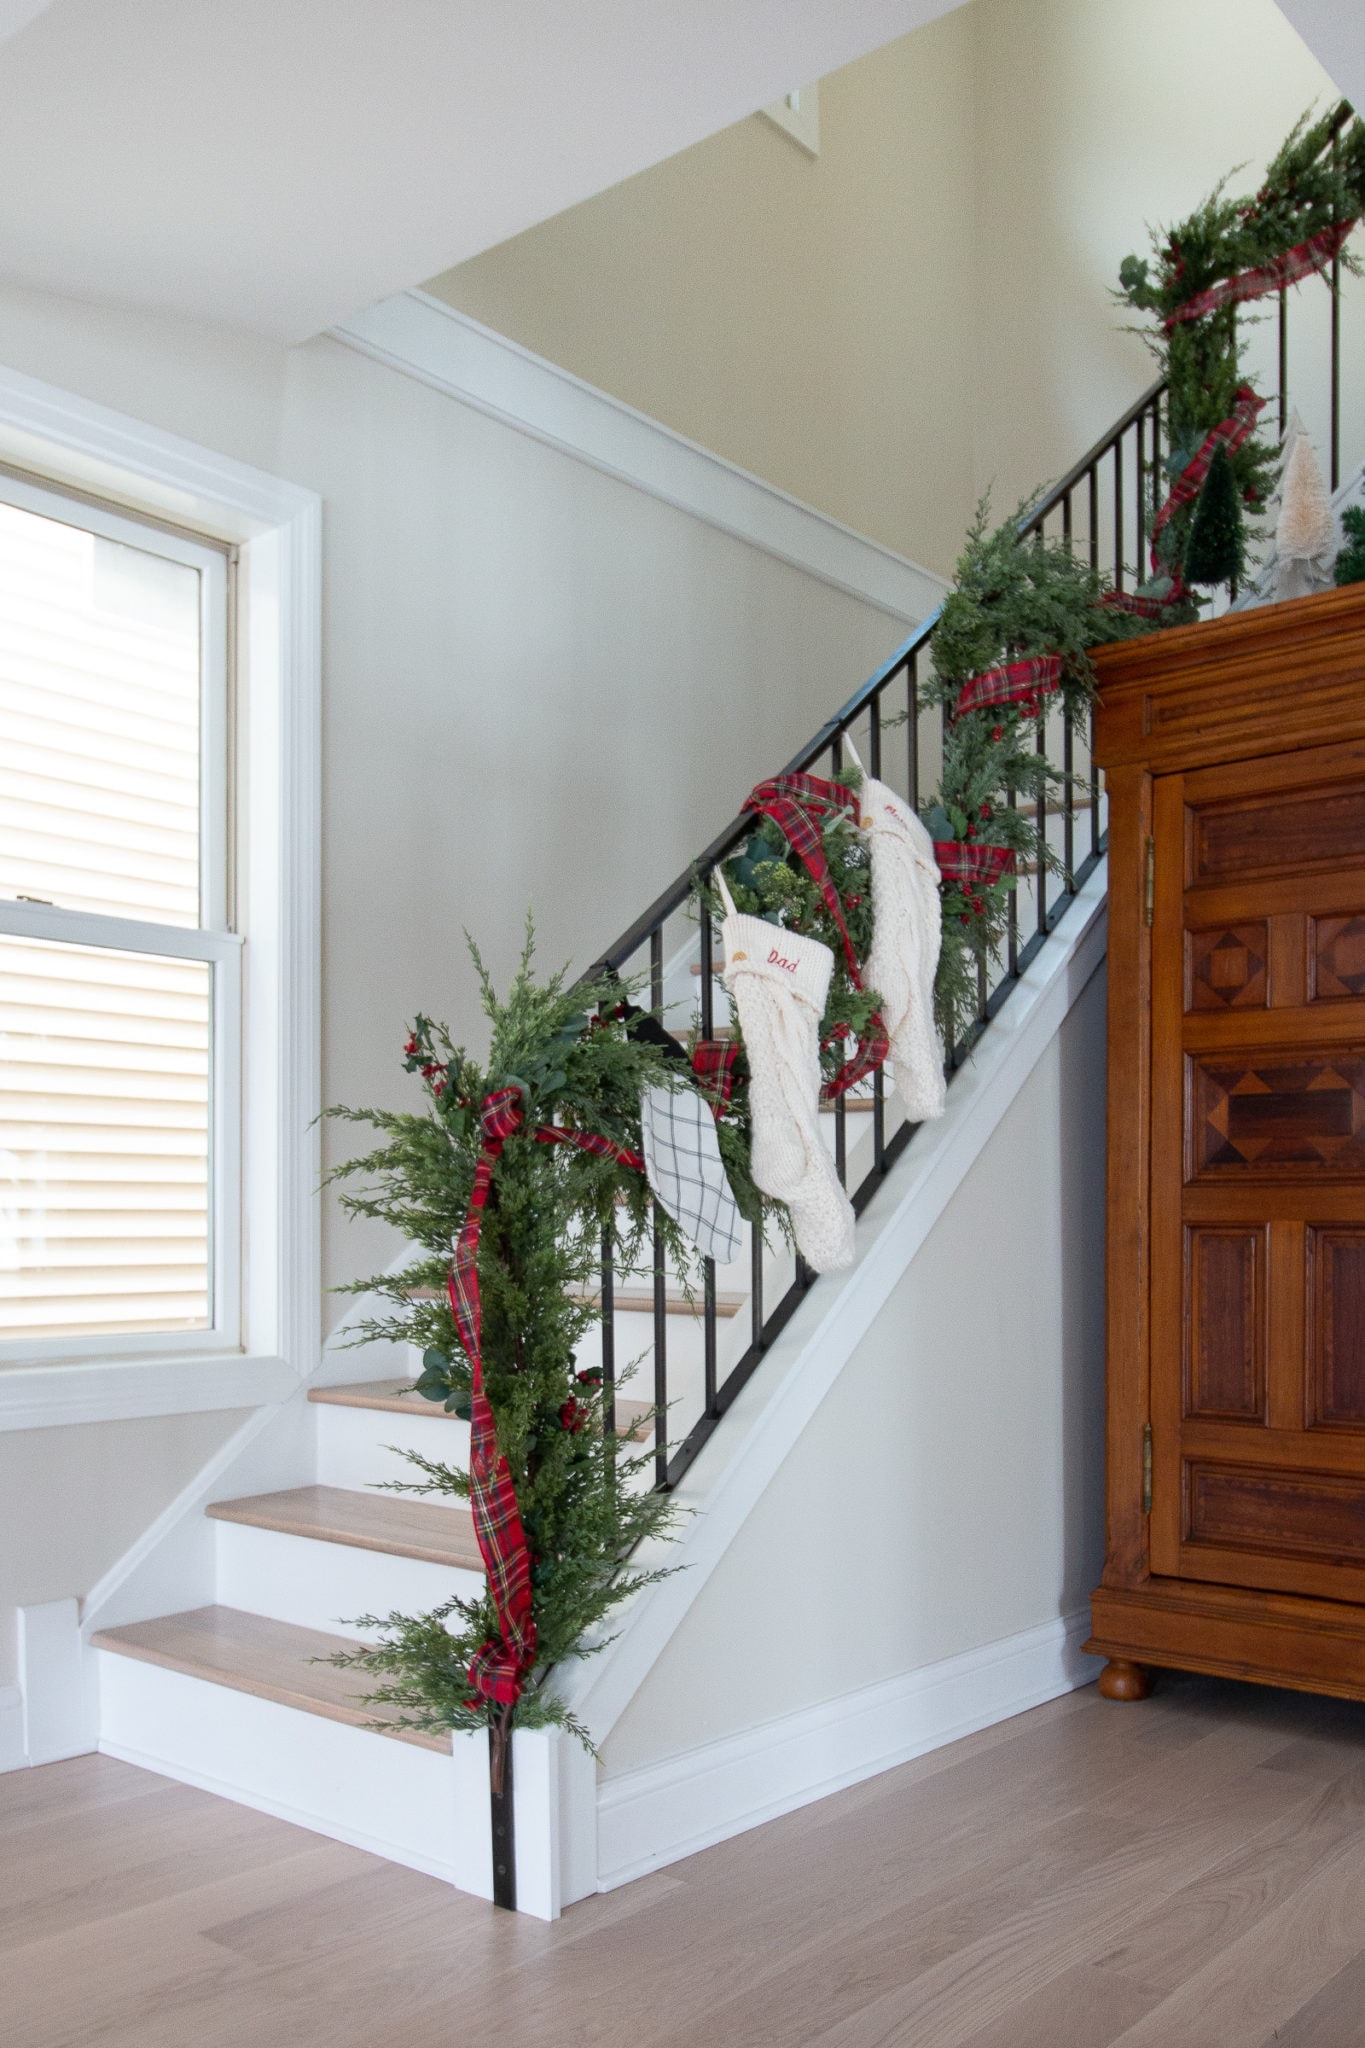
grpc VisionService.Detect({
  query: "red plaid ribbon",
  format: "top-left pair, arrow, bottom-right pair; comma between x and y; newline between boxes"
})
933,841 -> 1016,887
741,774 -> 890,1101
691,1038 -> 739,1115
1104,383 -> 1266,615
1164,219 -> 1355,329
954,655 -> 1063,722
450,1087 -> 643,1709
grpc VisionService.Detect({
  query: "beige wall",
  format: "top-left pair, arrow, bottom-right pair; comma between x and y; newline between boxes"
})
0,279 -> 907,1687
431,0 -> 1346,577
604,964 -> 1107,1772
970,0 -> 1357,518
429,8 -> 981,579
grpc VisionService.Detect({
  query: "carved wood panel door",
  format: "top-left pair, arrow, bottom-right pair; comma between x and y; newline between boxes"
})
1150,737 -> 1365,1601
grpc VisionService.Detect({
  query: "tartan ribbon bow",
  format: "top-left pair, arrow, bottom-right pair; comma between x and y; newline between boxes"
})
450,1086 -> 644,1711
1104,383 -> 1266,616
691,1037 -> 739,1114
741,773 -> 890,1101
1164,219 -> 1356,329
932,841 -> 1015,887
953,654 -> 1063,723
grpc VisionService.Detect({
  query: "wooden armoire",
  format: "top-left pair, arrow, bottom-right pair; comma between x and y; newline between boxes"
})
1086,581 -> 1365,1704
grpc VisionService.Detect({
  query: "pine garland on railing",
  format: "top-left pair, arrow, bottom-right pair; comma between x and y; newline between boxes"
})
324,932 -> 705,1765
1117,101 -> 1365,604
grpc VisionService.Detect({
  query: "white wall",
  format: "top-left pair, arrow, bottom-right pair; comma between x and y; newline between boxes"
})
0,280 -> 910,1690
603,963 -> 1106,1774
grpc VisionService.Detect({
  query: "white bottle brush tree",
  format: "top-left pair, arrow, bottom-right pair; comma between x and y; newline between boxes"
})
1259,409 -> 1338,603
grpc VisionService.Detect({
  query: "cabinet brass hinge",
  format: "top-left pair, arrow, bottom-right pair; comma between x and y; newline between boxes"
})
1142,1423 -> 1153,1515
1144,836 -> 1155,927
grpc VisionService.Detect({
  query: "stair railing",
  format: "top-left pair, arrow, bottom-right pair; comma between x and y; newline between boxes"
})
594,236 -> 1355,1490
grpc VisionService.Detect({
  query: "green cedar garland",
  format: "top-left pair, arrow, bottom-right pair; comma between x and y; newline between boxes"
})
1335,504 -> 1365,586
915,502 -> 1154,1046
325,930 -> 708,1750
1117,103 -> 1365,599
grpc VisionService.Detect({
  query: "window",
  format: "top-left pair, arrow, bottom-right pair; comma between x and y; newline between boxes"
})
0,475 -> 241,1362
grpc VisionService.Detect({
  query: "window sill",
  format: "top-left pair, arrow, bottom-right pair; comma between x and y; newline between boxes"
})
0,1351 -> 302,1432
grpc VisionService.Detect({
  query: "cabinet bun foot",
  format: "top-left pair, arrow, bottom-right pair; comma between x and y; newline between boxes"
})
1098,1658 -> 1155,1701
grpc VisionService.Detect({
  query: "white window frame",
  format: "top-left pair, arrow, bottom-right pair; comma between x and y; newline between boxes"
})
0,478 -> 240,1363
0,362 -> 320,1429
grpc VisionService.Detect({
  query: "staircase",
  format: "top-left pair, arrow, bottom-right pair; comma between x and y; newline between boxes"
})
80,352 -> 1352,1916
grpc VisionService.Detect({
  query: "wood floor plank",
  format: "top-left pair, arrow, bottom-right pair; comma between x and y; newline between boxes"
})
90,1606 -> 452,1751
792,1762 -> 1331,2048
205,1485 -> 483,1570
1270,1945 -> 1365,2045
0,1752 -> 169,1833
1092,1759 -> 1365,1997
5,1681 -> 1365,2048
1104,1807 -> 1365,2047
0,1839 -> 368,2048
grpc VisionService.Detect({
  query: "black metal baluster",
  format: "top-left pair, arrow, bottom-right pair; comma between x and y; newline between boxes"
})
703,1257 -> 718,1416
1036,705 -> 1048,938
1063,708 -> 1075,891
1278,286 -> 1288,440
1135,414 -> 1146,573
907,648 -> 919,811
1089,463 -> 1100,577
1332,118 -> 1342,491
600,1223 -> 616,1445
869,689 -> 882,781
750,1213 -> 764,1354
1113,438 -> 1125,592
490,1729 -> 516,1912
651,924 -> 667,1486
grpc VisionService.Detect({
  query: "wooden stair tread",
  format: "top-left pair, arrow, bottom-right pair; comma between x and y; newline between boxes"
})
206,1485 -> 483,1571
309,1380 -> 458,1419
569,1286 -> 744,1318
91,1606 -> 451,1753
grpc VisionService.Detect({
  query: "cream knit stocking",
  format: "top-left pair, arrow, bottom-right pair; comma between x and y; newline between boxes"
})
717,878 -> 855,1273
846,739 -> 946,1123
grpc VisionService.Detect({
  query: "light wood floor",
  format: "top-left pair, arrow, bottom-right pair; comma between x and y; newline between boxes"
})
5,1672 -> 1365,2047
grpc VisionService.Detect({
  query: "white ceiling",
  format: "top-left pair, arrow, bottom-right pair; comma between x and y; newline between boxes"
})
1274,1 -> 1365,111
0,0 -> 967,344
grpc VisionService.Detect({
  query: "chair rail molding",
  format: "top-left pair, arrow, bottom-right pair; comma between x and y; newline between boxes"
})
0,361 -> 322,1432
330,291 -> 948,626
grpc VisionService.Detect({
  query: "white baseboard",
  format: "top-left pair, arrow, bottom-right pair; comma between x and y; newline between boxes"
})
596,1609 -> 1096,1890
0,1684 -> 25,1773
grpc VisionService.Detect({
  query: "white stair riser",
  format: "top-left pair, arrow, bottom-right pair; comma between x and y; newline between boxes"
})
214,1519 -> 481,1640
96,1650 -> 492,1895
314,1400 -> 470,1491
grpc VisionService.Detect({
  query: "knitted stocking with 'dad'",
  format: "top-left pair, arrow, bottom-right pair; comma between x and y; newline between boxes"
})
718,878 -> 854,1273
845,739 -> 946,1123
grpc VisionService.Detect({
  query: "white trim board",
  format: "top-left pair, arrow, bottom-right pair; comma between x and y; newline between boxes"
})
0,361 -> 322,1431
597,1610 -> 1096,1889
331,291 -> 947,626
563,860 -> 1109,1746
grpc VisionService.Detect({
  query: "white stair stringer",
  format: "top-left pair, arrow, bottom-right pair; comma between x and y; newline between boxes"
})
555,861 -> 1110,1896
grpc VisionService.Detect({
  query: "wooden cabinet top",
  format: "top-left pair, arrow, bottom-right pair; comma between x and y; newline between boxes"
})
1092,581 -> 1365,775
